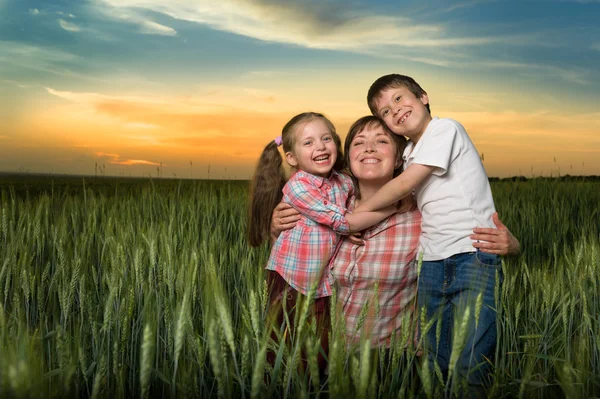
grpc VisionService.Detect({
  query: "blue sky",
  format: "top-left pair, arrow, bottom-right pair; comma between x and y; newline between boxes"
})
1,0 -> 599,178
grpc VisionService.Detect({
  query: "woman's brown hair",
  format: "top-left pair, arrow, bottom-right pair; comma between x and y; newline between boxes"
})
248,112 -> 344,247
343,116 -> 416,213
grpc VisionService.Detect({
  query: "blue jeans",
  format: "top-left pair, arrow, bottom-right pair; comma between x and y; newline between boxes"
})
417,251 -> 503,388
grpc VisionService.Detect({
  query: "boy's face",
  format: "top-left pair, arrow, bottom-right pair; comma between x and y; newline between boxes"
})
374,86 -> 432,142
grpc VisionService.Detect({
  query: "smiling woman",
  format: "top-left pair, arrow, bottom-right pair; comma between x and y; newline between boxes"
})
271,114 -> 521,353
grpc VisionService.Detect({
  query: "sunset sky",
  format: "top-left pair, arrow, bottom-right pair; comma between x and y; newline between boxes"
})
1,0 -> 599,179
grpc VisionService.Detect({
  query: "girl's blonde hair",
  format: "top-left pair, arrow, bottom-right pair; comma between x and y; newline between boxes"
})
248,112 -> 344,247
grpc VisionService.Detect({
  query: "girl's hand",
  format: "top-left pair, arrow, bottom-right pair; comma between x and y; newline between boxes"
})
471,212 -> 521,256
270,202 -> 301,241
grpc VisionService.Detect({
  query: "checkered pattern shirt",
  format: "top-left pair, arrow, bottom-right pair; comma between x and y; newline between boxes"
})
331,208 -> 421,347
266,170 -> 354,297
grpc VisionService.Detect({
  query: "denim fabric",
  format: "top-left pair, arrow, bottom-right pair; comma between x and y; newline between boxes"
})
417,251 -> 503,389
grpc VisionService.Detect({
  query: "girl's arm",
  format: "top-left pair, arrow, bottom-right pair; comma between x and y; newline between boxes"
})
353,163 -> 435,213
284,173 -> 393,234
271,202 -> 367,244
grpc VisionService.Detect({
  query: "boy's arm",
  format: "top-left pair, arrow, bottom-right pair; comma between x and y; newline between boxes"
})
354,163 -> 435,212
345,206 -> 397,233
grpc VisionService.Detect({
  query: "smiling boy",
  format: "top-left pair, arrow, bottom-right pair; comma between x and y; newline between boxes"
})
354,74 -> 502,393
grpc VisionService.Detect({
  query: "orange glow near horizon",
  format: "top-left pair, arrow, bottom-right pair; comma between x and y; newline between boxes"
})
2,84 -> 599,179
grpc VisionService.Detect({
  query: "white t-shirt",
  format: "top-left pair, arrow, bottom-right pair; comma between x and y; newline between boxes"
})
403,117 -> 496,261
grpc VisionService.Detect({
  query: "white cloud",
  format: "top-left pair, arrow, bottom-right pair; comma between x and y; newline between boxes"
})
57,11 -> 76,18
95,3 -> 177,36
0,41 -> 80,63
405,57 -> 453,67
3,80 -> 30,88
475,60 -> 590,85
94,0 -> 529,50
59,19 -> 81,32
592,43 -> 600,51
140,20 -> 176,36
29,8 -> 40,15
440,0 -> 498,13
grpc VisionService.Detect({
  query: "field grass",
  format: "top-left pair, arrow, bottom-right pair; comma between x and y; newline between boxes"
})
0,176 -> 598,398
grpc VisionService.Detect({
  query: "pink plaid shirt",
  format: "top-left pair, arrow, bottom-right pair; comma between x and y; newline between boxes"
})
266,170 -> 353,297
331,208 -> 421,347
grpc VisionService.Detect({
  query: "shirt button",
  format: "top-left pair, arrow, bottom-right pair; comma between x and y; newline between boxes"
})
324,200 -> 328,205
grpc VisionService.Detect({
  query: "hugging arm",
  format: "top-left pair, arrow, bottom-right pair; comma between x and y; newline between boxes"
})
271,203 -> 367,245
471,212 -> 521,256
285,175 -> 395,234
353,163 -> 435,213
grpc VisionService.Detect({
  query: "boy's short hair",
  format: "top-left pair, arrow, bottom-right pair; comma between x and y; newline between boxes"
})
367,74 -> 431,116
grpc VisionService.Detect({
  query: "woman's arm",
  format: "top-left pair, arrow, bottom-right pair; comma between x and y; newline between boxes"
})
471,212 -> 521,256
270,202 -> 300,242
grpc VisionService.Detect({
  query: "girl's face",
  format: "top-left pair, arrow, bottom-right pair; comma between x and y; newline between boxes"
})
348,124 -> 399,183
285,119 -> 338,178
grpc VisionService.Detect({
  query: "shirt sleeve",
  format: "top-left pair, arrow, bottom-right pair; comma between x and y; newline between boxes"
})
411,120 -> 459,176
283,174 -> 350,234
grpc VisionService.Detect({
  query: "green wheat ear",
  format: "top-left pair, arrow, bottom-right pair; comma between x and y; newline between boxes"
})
140,323 -> 154,399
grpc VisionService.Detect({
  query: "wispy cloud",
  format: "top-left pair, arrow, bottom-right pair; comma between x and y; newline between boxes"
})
124,122 -> 159,129
29,8 -> 40,15
95,3 -> 177,36
440,0 -> 497,13
0,41 -> 96,80
3,80 -> 30,88
96,152 -> 160,166
95,0 -> 530,50
59,19 -> 81,32
57,11 -> 76,18
592,43 -> 600,51
139,20 -> 176,36
0,41 -> 80,63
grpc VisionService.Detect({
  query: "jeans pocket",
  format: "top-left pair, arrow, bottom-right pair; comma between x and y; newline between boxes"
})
474,251 -> 501,269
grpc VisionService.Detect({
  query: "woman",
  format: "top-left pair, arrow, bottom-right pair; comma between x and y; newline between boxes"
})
271,116 -> 520,347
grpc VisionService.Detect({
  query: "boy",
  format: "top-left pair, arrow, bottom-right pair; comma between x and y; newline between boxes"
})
354,74 -> 502,392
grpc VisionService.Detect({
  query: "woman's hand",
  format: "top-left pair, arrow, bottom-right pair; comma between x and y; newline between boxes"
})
270,202 -> 301,241
471,212 -> 521,256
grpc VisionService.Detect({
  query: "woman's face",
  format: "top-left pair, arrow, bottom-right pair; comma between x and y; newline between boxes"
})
348,124 -> 399,183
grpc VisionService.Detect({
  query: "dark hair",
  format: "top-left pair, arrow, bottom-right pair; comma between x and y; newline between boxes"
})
343,116 -> 416,212
248,112 -> 344,247
367,74 -> 431,116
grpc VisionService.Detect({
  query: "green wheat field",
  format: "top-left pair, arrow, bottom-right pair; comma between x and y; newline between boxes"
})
0,175 -> 599,398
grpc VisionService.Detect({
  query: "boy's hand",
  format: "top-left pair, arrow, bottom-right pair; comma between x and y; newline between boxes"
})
270,202 -> 301,241
471,212 -> 521,256
347,232 -> 365,246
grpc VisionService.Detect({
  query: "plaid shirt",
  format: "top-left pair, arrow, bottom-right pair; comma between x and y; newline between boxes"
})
331,208 -> 421,347
266,170 -> 353,297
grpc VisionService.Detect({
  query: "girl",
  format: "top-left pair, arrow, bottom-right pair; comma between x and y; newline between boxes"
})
248,112 -> 395,375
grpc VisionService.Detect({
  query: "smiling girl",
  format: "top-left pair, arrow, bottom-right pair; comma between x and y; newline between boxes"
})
248,112 -> 395,375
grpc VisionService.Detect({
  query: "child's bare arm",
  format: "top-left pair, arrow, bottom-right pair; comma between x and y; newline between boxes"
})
354,164 -> 435,212
345,206 -> 396,233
